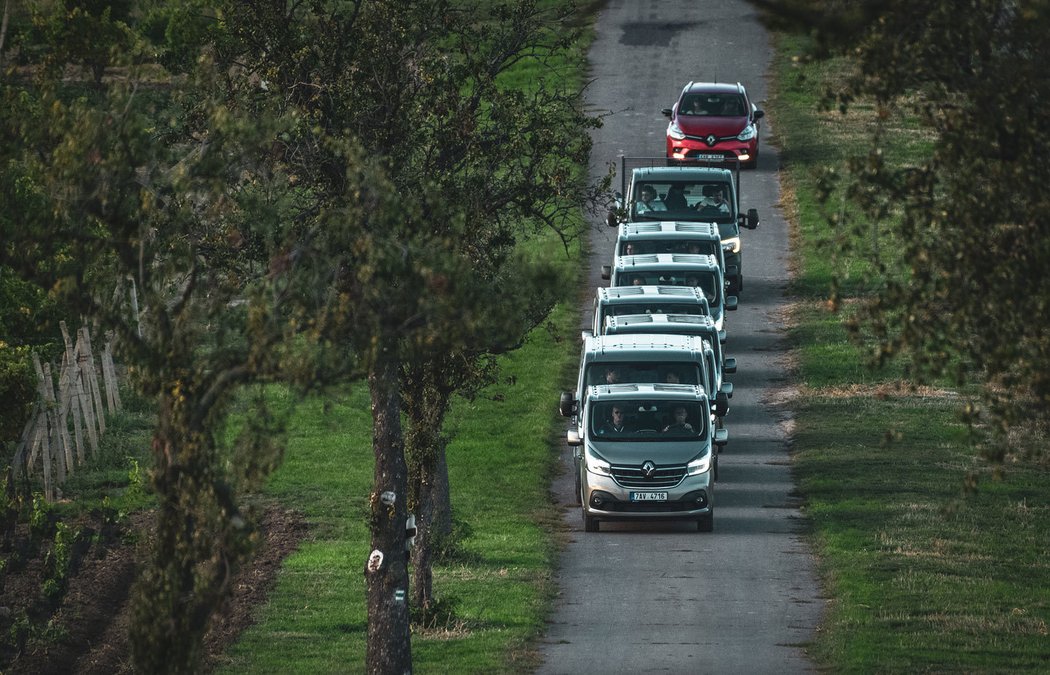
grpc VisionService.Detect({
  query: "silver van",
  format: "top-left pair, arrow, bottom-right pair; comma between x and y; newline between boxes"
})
614,221 -> 730,282
602,253 -> 737,331
567,383 -> 728,532
602,313 -> 736,383
590,285 -> 711,337
559,333 -> 725,420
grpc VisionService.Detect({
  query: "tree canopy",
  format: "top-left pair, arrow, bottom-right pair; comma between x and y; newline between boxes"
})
2,0 -> 602,671
761,0 -> 1050,452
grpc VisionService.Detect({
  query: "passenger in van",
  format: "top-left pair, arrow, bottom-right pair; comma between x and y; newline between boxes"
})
662,406 -> 695,433
604,366 -> 622,384
696,185 -> 730,214
598,405 -> 628,435
665,371 -> 681,384
635,185 -> 666,213
664,185 -> 688,210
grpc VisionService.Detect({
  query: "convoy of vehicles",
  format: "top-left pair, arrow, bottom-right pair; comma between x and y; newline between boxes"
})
561,82 -> 762,534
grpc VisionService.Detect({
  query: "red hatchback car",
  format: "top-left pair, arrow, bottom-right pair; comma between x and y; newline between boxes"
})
662,82 -> 764,168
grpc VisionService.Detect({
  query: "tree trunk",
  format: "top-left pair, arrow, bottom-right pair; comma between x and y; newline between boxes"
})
0,1 -> 10,69
129,388 -> 249,674
365,345 -> 413,674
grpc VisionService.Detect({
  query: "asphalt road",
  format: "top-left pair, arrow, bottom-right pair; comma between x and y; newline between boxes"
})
537,2 -> 824,673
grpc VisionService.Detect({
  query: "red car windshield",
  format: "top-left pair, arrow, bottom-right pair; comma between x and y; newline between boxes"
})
679,93 -> 747,117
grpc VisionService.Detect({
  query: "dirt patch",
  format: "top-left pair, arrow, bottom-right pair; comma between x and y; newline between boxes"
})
1,504 -> 308,674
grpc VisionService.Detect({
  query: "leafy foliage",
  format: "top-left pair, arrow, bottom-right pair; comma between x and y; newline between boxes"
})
762,0 -> 1050,453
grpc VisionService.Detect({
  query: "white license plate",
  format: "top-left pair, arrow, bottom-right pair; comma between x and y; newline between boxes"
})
695,154 -> 724,161
630,492 -> 668,501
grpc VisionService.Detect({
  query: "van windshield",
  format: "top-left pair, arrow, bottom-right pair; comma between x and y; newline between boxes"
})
587,363 -> 701,387
632,182 -> 734,222
590,399 -> 708,440
615,271 -> 720,305
619,239 -> 720,257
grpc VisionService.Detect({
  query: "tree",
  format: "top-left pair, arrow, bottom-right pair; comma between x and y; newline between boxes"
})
760,0 -> 1050,455
1,13 -> 311,670
209,0 -> 602,669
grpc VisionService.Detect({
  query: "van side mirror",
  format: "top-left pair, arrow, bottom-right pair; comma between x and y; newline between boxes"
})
753,109 -> 765,121
723,357 -> 737,375
567,428 -> 582,446
746,208 -> 759,229
714,428 -> 729,447
661,107 -> 673,118
601,265 -> 611,281
724,295 -> 738,311
559,391 -> 577,418
720,381 -> 734,399
713,392 -> 729,417
718,329 -> 727,343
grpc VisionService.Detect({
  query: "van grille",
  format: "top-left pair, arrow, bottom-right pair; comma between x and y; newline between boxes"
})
611,463 -> 687,489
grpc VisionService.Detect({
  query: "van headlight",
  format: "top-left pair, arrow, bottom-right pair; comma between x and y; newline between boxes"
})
737,123 -> 757,141
687,453 -> 712,476
722,236 -> 741,254
668,121 -> 686,141
586,455 -> 612,476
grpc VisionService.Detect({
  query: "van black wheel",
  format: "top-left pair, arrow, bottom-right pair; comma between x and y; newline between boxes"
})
697,513 -> 713,532
584,513 -> 599,532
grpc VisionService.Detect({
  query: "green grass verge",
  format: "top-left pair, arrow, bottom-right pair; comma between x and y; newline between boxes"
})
772,31 -> 1050,672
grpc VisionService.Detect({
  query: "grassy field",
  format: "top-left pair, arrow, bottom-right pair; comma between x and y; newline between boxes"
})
771,32 -> 1050,672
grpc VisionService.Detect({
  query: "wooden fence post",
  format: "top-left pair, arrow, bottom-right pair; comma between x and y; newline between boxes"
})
73,331 -> 100,459
79,327 -> 106,435
31,353 -> 55,501
60,322 -> 86,465
11,401 -> 41,481
102,331 -> 122,412
43,362 -> 74,481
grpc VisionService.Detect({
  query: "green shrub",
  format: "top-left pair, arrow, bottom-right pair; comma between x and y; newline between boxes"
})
0,342 -> 33,444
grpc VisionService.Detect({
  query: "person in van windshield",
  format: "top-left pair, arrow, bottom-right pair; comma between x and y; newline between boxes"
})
598,405 -> 628,435
664,184 -> 688,210
635,185 -> 666,213
604,366 -> 622,384
662,406 -> 695,433
696,185 -> 730,214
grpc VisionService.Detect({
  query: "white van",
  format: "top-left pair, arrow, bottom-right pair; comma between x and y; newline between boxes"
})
614,221 -> 730,282
602,253 -> 737,331
590,285 -> 711,338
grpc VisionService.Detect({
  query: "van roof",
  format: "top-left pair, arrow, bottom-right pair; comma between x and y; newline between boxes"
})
613,253 -> 721,271
632,166 -> 734,183
619,221 -> 721,239
596,285 -> 708,302
588,382 -> 707,402
584,332 -> 703,357
604,313 -> 717,335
